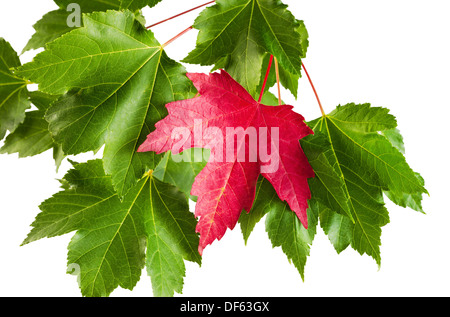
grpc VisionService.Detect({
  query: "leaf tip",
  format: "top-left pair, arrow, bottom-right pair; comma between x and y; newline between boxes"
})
198,245 -> 204,257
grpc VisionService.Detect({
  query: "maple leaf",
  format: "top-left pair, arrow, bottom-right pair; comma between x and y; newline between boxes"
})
301,103 -> 427,264
138,70 -> 314,254
23,159 -> 200,297
184,0 -> 308,99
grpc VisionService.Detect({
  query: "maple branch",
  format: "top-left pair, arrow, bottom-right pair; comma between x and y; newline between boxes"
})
274,57 -> 282,105
258,54 -> 274,103
146,0 -> 216,29
162,26 -> 193,48
301,61 -> 326,117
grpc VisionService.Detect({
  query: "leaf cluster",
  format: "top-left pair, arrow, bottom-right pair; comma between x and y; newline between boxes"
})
0,0 -> 427,296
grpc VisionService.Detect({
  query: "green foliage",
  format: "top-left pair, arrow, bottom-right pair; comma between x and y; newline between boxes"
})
301,103 -> 427,264
0,0 -> 427,297
22,9 -> 74,53
120,0 -> 163,11
0,38 -> 30,140
184,0 -> 308,98
54,0 -> 121,12
23,159 -> 200,297
0,91 -> 63,168
23,0 -> 125,53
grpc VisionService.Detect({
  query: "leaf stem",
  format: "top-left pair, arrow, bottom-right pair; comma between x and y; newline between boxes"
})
162,26 -> 193,48
146,0 -> 216,29
274,57 -> 282,105
301,61 -> 325,117
258,54 -> 274,103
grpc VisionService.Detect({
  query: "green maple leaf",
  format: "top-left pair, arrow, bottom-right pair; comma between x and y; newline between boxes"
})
0,38 -> 30,140
23,159 -> 200,297
17,10 -> 195,197
301,103 -> 427,264
184,0 -> 307,99
0,91 -> 64,169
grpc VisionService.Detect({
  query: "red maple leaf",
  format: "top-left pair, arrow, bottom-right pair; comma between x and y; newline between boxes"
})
138,70 -> 314,254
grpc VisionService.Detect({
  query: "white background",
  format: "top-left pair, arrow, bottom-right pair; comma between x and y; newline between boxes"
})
0,0 -> 449,297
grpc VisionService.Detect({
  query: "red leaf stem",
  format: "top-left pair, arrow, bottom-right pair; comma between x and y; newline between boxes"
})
258,54 -> 274,103
146,0 -> 216,29
301,62 -> 325,117
162,26 -> 193,48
